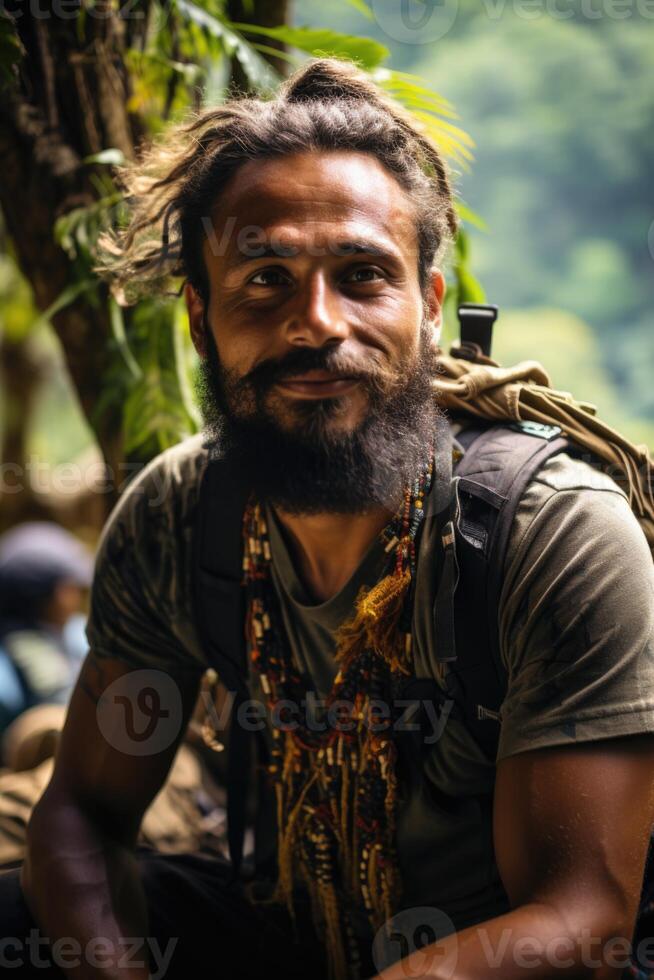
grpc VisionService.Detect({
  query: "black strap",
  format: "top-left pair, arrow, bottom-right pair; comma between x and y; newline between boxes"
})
192,447 -> 252,880
445,420 -> 571,759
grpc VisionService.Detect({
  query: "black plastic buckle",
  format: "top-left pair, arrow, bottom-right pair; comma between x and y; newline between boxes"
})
457,303 -> 499,357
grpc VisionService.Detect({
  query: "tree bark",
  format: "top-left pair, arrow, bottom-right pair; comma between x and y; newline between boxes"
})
226,0 -> 291,90
0,335 -> 53,533
0,1 -> 291,518
0,8 -> 140,509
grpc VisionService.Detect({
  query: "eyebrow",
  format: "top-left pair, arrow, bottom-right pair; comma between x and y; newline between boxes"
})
226,239 -> 404,269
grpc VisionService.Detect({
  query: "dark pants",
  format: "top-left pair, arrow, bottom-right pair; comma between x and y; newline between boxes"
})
0,848 -> 344,979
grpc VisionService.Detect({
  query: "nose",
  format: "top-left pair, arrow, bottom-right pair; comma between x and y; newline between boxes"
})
283,272 -> 350,348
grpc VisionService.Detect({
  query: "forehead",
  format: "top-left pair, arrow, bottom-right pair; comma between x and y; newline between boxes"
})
206,150 -> 418,266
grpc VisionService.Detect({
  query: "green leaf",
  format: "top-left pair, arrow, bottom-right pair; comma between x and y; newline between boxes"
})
0,10 -> 23,86
456,268 -> 486,305
109,297 -> 143,381
338,0 -> 374,19
82,148 -> 126,167
371,68 -> 474,167
174,0 -> 279,90
373,70 -> 457,119
173,299 -> 202,428
122,301 -> 198,459
0,255 -> 40,343
229,23 -> 389,70
455,201 -> 488,233
453,228 -> 486,304
54,193 -> 123,265
373,69 -> 455,108
249,42 -> 302,68
34,279 -> 97,329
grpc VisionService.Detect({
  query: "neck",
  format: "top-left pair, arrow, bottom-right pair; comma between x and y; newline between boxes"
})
272,502 -> 399,603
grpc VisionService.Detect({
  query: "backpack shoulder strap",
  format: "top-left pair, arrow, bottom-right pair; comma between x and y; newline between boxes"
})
441,420 -> 571,760
192,449 -> 253,878
193,450 -> 250,690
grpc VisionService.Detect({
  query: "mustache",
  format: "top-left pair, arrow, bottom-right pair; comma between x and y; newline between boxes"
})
238,345 -> 389,394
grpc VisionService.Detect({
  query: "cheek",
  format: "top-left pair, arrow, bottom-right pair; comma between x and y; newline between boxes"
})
210,310 -> 280,377
355,295 -> 424,358
210,325 -> 255,377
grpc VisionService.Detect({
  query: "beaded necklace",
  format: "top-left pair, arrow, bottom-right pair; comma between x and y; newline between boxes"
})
242,450 -> 434,980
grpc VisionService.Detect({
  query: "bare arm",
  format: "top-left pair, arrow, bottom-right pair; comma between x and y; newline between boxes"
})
374,734 -> 654,980
21,651 -> 204,980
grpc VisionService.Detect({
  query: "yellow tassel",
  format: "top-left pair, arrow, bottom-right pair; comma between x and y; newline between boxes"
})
340,752 -> 350,874
334,568 -> 412,676
275,740 -> 320,914
321,880 -> 348,980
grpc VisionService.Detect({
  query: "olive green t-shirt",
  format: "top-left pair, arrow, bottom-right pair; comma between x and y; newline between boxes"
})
86,428 -> 654,932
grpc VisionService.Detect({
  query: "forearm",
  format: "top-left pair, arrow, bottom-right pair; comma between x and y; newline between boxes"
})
21,791 -> 151,980
374,901 -> 630,980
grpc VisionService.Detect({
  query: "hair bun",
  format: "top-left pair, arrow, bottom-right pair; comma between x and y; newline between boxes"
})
283,57 -> 372,104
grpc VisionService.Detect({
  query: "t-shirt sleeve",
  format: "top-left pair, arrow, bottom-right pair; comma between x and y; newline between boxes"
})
497,456 -> 654,762
85,439 -> 208,676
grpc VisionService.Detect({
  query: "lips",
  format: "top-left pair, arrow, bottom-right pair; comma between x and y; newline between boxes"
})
282,370 -> 359,384
276,370 -> 361,398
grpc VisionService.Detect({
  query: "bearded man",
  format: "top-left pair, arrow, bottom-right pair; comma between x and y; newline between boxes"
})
2,58 -> 654,980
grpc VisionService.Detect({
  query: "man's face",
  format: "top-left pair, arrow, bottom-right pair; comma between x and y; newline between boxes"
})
186,149 -> 446,514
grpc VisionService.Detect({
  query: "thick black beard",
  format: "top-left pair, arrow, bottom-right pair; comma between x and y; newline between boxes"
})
195,325 -> 446,516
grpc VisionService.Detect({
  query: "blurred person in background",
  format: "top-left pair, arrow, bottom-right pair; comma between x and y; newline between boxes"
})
0,521 -> 92,739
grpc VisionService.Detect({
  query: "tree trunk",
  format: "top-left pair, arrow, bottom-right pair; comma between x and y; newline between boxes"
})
226,0 -> 291,90
0,335 -> 52,533
0,7 -> 140,511
0,2 -> 291,518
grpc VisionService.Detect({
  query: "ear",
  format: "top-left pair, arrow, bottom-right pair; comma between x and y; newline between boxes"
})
424,268 -> 446,346
184,281 -> 208,358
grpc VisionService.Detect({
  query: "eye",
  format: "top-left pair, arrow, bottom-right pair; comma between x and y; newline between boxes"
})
343,266 -> 385,284
249,267 -> 292,286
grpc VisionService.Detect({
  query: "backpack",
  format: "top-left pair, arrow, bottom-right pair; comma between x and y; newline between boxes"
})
191,303 -> 654,977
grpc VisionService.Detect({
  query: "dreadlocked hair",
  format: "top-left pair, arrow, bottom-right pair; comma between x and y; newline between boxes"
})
95,56 -> 459,305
